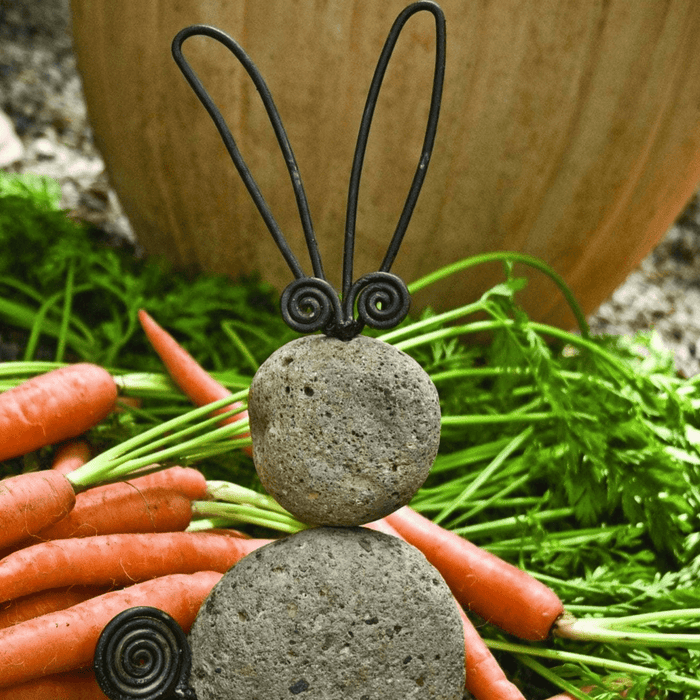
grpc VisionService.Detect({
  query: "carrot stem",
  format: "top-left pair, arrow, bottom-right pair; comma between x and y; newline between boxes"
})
514,655 -> 590,700
449,473 -> 532,524
379,299 -> 486,344
0,362 -> 66,378
191,501 -> 306,533
102,418 -> 250,481
113,371 -> 184,400
441,411 -> 555,426
433,427 -> 533,524
113,370 -> 251,398
205,480 -> 291,515
187,516 -> 231,532
484,638 -> 700,690
220,320 -> 260,372
405,251 -> 590,339
393,318 -> 628,384
485,525 -> 644,556
431,437 -> 515,475
554,608 -> 700,648
0,277 -> 44,304
451,507 -> 575,539
55,259 -> 75,363
97,405 -> 247,471
0,297 -> 92,357
66,391 -> 248,488
23,291 -> 61,363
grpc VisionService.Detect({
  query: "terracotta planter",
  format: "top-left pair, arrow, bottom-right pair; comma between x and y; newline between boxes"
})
70,0 -> 700,329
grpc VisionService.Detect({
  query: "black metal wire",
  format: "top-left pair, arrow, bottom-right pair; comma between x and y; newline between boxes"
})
172,2 -> 446,339
93,606 -> 197,700
343,1 -> 446,299
172,25 -> 324,281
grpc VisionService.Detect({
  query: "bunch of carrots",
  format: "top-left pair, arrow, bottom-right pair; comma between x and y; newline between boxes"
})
0,310 -> 663,699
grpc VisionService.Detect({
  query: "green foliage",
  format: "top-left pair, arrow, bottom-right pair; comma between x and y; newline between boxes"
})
0,171 -> 296,371
3,172 -> 700,697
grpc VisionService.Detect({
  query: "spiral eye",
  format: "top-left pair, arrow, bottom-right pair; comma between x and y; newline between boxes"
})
352,272 -> 410,330
93,606 -> 195,700
280,277 -> 342,334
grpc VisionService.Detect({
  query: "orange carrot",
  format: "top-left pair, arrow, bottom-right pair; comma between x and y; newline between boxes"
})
384,506 -> 565,641
0,470 -> 76,550
0,363 -> 117,461
0,668 -> 107,699
51,440 -> 92,475
368,519 -> 526,700
27,487 -> 194,542
0,586 -> 111,629
138,309 -> 249,444
364,518 -> 402,537
3,468 -> 206,554
459,607 -> 526,700
0,531 -> 269,603
118,464 -> 208,501
0,570 -> 223,688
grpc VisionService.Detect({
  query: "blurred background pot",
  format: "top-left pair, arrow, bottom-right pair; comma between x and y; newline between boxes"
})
70,0 -> 700,329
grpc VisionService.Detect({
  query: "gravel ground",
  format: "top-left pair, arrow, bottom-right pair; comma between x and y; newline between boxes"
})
2,0 -> 700,377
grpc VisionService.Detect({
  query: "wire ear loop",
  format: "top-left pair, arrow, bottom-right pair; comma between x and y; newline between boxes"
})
94,6 -> 447,698
172,1 -> 445,339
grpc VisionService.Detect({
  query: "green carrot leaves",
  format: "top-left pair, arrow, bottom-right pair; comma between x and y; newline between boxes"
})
3,172 -> 700,697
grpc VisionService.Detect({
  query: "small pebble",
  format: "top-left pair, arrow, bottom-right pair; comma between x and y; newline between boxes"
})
189,526 -> 465,699
248,334 -> 441,525
0,110 -> 23,167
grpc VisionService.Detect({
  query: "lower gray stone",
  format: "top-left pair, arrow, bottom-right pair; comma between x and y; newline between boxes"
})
189,527 -> 465,699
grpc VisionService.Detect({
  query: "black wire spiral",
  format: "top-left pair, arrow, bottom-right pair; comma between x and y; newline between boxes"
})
171,2 -> 445,339
93,606 -> 197,700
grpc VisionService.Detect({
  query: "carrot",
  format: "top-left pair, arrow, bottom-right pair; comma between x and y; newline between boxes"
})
364,518 -> 402,537
51,440 -> 92,475
25,487 -> 194,542
119,464 -> 208,501
38,465 -> 208,542
24,466 -> 207,543
0,363 -> 117,461
384,506 -> 565,641
1,464 -> 207,553
0,585 -> 111,629
0,531 -> 270,603
0,570 -> 223,688
367,519 -> 526,700
0,470 -> 76,550
138,309 -> 249,441
0,669 -> 107,699
459,607 -> 526,700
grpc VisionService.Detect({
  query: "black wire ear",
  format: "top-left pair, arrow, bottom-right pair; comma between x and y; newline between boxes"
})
172,25 -> 324,282
343,0 -> 446,299
172,2 -> 446,340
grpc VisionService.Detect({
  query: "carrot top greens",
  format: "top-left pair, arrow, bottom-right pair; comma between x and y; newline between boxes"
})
2,171 -> 700,697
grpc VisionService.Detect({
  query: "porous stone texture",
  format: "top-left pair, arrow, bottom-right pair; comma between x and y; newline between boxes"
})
189,526 -> 465,699
248,334 -> 441,526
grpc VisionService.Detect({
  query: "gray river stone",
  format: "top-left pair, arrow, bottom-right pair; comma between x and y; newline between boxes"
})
248,334 -> 441,526
189,526 -> 465,700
